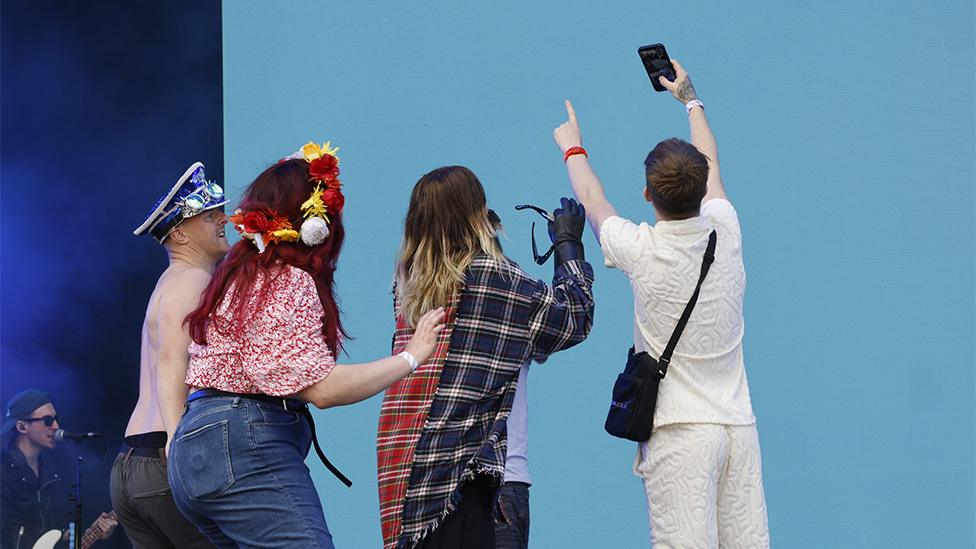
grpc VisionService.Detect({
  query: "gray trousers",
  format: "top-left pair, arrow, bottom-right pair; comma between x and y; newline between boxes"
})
109,451 -> 213,549
494,481 -> 530,549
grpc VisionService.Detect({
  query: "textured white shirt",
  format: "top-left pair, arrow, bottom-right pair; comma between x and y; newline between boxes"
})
599,199 -> 756,427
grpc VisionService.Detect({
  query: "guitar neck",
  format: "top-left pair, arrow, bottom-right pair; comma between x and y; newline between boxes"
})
79,510 -> 116,549
80,528 -> 99,549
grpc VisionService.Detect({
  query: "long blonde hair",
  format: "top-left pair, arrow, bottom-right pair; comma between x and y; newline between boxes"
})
396,166 -> 506,326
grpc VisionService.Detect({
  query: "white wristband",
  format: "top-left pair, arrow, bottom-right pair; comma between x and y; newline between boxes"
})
398,351 -> 420,371
685,99 -> 704,113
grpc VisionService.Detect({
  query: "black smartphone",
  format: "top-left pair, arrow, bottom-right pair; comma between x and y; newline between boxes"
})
638,43 -> 676,92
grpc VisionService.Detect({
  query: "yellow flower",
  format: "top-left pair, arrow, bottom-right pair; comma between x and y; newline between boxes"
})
320,141 -> 340,163
300,185 -> 329,219
301,142 -> 322,162
301,140 -> 341,164
271,229 -> 300,242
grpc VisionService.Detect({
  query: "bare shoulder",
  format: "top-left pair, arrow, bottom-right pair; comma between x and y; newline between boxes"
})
159,267 -> 211,295
157,267 -> 212,314
166,266 -> 213,289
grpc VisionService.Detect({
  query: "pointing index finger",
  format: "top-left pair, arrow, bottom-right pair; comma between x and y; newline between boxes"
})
565,100 -> 577,123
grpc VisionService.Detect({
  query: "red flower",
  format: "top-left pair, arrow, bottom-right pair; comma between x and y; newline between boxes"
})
321,188 -> 345,213
309,154 -> 339,182
241,211 -> 273,233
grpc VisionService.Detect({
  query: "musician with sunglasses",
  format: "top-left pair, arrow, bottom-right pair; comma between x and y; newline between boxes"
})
1,389 -> 118,548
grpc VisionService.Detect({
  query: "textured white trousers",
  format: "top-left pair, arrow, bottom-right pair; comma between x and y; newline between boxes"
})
634,423 -> 769,549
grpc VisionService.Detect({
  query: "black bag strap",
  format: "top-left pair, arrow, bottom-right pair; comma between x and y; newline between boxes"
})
656,230 -> 717,379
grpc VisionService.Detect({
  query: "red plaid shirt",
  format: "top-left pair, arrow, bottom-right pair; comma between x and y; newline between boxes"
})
376,301 -> 457,548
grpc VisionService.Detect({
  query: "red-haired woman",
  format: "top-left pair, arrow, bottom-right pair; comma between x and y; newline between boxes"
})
168,143 -> 445,549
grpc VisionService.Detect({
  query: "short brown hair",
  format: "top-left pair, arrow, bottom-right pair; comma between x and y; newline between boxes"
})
644,138 -> 709,219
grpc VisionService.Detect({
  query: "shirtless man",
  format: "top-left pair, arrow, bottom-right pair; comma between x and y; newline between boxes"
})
110,162 -> 228,548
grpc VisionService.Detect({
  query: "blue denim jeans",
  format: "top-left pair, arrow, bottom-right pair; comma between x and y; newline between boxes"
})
168,395 -> 335,548
493,481 -> 530,549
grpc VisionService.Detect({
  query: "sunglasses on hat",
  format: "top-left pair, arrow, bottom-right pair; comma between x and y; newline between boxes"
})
180,182 -> 224,218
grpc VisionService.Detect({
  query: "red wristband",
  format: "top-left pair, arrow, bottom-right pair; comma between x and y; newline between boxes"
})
563,146 -> 587,162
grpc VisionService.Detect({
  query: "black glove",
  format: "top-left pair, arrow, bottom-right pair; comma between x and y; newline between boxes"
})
547,197 -> 585,267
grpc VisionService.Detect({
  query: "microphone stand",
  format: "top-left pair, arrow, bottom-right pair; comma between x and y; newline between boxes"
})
66,455 -> 83,549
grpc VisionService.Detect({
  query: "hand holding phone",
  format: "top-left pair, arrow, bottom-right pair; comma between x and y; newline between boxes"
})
638,43 -> 676,92
655,60 -> 699,105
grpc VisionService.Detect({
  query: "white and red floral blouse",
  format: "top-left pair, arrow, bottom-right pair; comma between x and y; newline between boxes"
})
186,264 -> 335,396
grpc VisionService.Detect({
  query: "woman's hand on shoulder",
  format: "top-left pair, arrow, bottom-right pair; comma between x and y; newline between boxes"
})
404,307 -> 446,364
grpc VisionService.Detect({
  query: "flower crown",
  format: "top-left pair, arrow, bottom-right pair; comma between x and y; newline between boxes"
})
230,141 -> 346,253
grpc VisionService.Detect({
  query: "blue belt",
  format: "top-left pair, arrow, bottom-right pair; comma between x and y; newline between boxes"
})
187,388 -> 305,411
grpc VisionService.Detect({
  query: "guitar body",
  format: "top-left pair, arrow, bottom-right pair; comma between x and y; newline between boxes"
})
31,529 -> 62,549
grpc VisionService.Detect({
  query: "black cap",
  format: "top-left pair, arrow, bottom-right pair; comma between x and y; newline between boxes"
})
1,389 -> 51,435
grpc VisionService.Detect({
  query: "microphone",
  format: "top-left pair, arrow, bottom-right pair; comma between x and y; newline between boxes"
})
54,429 -> 102,441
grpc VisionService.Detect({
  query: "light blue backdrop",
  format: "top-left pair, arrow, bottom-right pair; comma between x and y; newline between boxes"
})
222,1 -> 975,547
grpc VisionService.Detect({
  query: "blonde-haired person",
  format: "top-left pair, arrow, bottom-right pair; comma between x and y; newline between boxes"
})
553,60 -> 768,547
376,166 -> 595,549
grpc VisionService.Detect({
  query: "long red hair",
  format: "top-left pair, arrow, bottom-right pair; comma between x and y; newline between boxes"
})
185,159 -> 347,356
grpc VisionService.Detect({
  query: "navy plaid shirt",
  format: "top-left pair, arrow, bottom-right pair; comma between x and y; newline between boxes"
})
398,255 -> 594,547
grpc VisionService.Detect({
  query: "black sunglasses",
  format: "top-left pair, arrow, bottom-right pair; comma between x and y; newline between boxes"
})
20,414 -> 59,427
514,204 -> 555,265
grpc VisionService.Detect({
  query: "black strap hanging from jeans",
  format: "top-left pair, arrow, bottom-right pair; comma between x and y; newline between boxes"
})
655,229 -> 717,379
299,406 -> 353,487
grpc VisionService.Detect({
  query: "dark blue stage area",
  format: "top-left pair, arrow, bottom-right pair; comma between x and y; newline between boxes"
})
2,3 -> 222,547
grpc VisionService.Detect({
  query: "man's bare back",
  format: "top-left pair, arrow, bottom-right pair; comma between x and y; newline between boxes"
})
124,264 -> 212,437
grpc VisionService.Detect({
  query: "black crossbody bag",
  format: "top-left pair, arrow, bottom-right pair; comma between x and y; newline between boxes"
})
604,230 -> 717,442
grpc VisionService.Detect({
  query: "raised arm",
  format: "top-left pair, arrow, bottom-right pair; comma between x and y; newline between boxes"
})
527,258 -> 595,361
553,100 -> 618,239
299,308 -> 445,408
528,197 -> 595,359
658,60 -> 727,203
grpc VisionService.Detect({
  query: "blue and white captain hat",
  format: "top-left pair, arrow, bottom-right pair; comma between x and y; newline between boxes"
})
133,162 -> 227,243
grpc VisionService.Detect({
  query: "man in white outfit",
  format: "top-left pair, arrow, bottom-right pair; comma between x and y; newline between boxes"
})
553,60 -> 769,548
